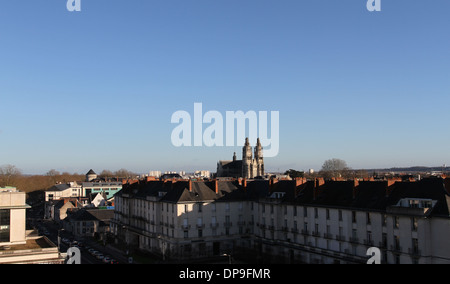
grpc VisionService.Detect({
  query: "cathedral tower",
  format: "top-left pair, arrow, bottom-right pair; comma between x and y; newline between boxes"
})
254,138 -> 264,177
242,138 -> 253,179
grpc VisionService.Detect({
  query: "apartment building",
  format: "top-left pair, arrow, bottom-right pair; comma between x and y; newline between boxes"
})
0,187 -> 65,264
112,177 -> 450,264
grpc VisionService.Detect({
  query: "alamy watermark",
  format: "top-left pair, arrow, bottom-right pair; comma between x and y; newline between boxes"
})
66,0 -> 81,12
171,103 -> 280,158
66,1 -> 381,12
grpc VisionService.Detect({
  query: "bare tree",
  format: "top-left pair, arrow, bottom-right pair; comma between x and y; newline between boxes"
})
320,158 -> 350,179
46,169 -> 61,185
114,169 -> 136,179
99,170 -> 114,179
0,164 -> 22,187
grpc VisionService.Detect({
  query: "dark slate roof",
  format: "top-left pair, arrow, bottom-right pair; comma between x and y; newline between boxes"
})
221,160 -> 243,170
160,180 -> 243,203
86,169 -> 97,175
47,184 -> 70,192
314,181 -> 355,207
117,177 -> 450,217
66,209 -> 114,222
352,181 -> 389,210
386,178 -> 450,216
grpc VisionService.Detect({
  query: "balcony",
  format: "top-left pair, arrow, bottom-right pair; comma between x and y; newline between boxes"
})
408,248 -> 421,256
196,223 -> 205,229
312,231 -> 321,237
210,223 -> 219,229
301,229 -> 310,236
181,224 -> 191,230
336,235 -> 346,242
223,222 -> 232,227
323,233 -> 334,239
390,245 -> 402,253
349,237 -> 359,244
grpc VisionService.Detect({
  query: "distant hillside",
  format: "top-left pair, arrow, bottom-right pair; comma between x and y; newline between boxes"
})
364,166 -> 449,173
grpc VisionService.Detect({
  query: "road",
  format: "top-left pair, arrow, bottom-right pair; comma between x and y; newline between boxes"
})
31,219 -> 126,264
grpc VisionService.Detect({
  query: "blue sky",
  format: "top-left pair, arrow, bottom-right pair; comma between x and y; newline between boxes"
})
1,0 -> 450,174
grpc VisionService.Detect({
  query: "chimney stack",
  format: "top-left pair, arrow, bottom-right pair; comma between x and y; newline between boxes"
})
215,179 -> 219,194
314,178 -> 324,200
353,178 -> 359,199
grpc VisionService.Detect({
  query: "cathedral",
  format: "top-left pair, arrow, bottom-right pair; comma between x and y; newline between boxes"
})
216,138 -> 264,179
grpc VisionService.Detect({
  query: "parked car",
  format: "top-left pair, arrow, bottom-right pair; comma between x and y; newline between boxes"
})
110,259 -> 119,264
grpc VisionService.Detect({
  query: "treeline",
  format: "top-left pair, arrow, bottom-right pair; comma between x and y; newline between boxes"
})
0,165 -> 137,193
0,165 -> 85,193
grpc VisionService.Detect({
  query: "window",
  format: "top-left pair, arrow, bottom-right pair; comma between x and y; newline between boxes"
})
352,229 -> 357,240
412,217 -> 418,231
225,215 -> 231,227
394,236 -> 400,250
367,231 -> 372,243
314,208 -> 318,218
394,216 -> 399,229
326,209 -> 330,220
198,203 -> 203,213
352,211 -> 356,223
303,207 -> 308,217
382,233 -> 387,248
338,210 -> 343,221
0,210 -> 10,243
366,212 -> 371,225
412,238 -> 419,254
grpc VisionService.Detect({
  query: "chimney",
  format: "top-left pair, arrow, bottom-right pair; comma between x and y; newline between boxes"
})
295,177 -> 307,187
314,178 -> 324,200
189,179 -> 193,192
386,177 -> 400,196
294,177 -> 306,198
387,177 -> 400,187
243,178 -> 247,189
215,179 -> 219,194
353,179 -> 359,199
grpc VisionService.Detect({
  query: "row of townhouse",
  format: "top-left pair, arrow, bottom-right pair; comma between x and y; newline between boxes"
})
112,178 -> 262,260
111,177 -> 450,264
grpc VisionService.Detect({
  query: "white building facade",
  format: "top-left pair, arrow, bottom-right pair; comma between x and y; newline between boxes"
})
112,178 -> 450,264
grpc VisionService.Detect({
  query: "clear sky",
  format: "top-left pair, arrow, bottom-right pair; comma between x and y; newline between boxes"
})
1,0 -> 450,175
